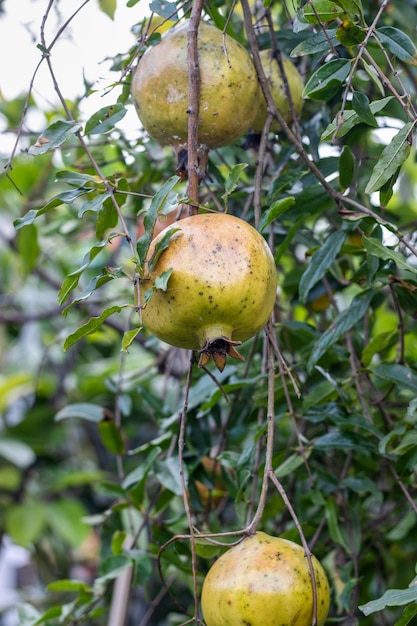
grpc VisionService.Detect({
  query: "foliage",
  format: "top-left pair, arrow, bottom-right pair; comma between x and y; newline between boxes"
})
1,0 -> 417,625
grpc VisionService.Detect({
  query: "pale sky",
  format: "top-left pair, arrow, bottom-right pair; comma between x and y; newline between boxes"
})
0,0 -> 151,140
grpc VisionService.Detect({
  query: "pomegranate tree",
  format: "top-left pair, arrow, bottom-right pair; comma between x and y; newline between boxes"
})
201,532 -> 330,626
139,213 -> 277,371
131,20 -> 260,176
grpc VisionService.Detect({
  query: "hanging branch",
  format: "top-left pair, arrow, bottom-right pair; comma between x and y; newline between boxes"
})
186,1 -> 204,213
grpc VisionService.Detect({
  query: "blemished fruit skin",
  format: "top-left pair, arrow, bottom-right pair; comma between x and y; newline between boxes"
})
131,20 -> 260,150
252,51 -> 304,133
201,532 -> 330,626
139,213 -> 277,370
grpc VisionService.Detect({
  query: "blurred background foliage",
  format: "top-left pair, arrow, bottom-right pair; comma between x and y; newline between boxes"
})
1,0 -> 417,624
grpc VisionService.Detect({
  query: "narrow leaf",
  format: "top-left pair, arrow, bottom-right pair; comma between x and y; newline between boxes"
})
321,96 -> 393,140
222,163 -> 248,202
303,59 -> 351,101
299,230 -> 346,303
359,578 -> 417,615
29,120 -> 82,155
291,29 -> 338,57
370,363 -> 417,394
351,92 -> 378,127
259,197 -> 296,233
136,176 -> 180,265
377,27 -> 417,65
121,328 -> 142,352
339,145 -> 355,191
63,306 -> 122,351
307,290 -> 374,370
85,103 -> 127,135
362,236 -> 417,275
55,403 -> 105,423
365,122 -> 414,194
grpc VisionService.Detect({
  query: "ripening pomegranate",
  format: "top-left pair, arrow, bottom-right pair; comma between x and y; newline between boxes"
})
201,532 -> 330,626
252,50 -> 304,133
138,213 -> 277,371
131,20 -> 260,177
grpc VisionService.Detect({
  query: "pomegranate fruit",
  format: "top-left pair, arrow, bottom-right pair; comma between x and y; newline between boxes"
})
139,213 -> 277,371
131,20 -> 259,176
201,532 -> 330,626
252,51 -> 304,133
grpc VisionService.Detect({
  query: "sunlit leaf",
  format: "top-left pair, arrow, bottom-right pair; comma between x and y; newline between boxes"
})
63,306 -> 123,350
98,0 -> 116,19
28,120 -> 82,155
365,122 -> 414,194
304,0 -> 345,24
85,103 -> 127,135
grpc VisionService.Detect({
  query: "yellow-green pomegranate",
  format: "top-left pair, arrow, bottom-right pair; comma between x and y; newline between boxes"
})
139,213 -> 277,371
131,20 -> 259,175
252,51 -> 304,133
201,532 -> 330,626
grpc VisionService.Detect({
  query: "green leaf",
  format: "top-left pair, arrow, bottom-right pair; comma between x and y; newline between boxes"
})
57,237 -> 115,305
78,192 -> 111,218
362,236 -> 417,275
339,145 -> 355,192
47,579 -> 92,593
337,0 -> 364,22
47,499 -> 90,547
259,197 -> 296,232
299,230 -> 346,302
17,223 -> 40,274
359,577 -> 417,615
154,456 -> 186,495
303,59 -> 351,101
28,120 -> 82,155
136,176 -> 180,265
274,450 -> 311,478
153,267 -> 173,293
221,163 -> 248,203
98,417 -> 126,455
365,122 -> 415,194
377,27 -> 417,65
291,29 -> 339,57
63,306 -> 123,350
394,602 -> 417,626
325,498 -> 352,553
6,502 -> 46,547
147,228 -> 180,274
336,21 -> 366,46
149,0 -> 178,19
321,96 -> 393,140
304,0 -> 345,23
97,555 -> 133,584
55,403 -> 106,422
361,330 -> 398,367
85,103 -> 127,135
121,327 -> 142,352
351,92 -> 378,127
98,0 -> 116,19
307,289 -> 374,370
123,448 -> 161,490
370,363 -> 417,394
